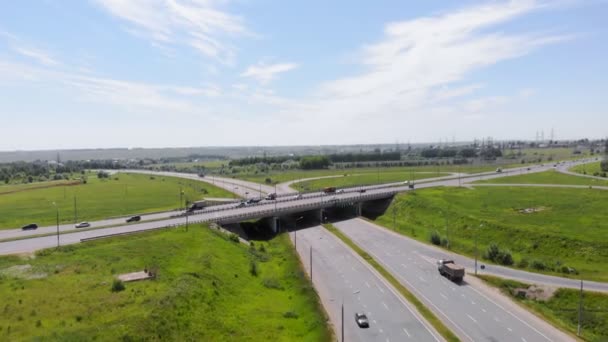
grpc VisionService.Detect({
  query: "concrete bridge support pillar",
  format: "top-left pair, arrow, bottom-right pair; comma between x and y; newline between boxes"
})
319,209 -> 325,224
270,216 -> 280,234
356,202 -> 362,217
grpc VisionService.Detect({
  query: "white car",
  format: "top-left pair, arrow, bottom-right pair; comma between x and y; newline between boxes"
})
75,222 -> 90,228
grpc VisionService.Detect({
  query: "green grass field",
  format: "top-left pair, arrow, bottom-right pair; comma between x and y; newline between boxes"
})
478,275 -> 607,342
293,172 -> 448,191
475,170 -> 608,186
0,179 -> 79,195
0,225 -> 332,341
0,173 -> 234,229
237,164 -> 500,186
375,187 -> 608,281
570,161 -> 605,176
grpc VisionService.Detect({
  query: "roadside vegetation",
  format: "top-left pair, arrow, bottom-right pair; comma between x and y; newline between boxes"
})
293,171 -> 447,191
0,173 -> 234,229
0,225 -> 332,341
477,275 -> 608,342
375,187 -> 608,282
322,223 -> 459,342
474,170 -> 608,186
570,161 -> 607,178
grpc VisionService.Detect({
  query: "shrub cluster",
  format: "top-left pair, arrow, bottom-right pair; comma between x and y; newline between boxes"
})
483,243 -> 514,266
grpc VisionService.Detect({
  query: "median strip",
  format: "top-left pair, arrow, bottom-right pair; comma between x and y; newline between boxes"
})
322,223 -> 460,342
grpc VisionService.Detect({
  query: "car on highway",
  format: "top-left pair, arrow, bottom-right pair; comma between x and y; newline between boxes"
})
337,189 -> 345,194
358,189 -> 367,193
496,168 -> 503,173
21,223 -> 38,231
292,193 -> 303,199
75,222 -> 90,228
237,202 -> 247,208
250,197 -> 262,203
354,313 -> 369,328
265,193 -> 277,200
126,215 -> 141,223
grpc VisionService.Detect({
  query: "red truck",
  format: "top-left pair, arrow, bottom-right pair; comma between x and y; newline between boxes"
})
323,187 -> 336,194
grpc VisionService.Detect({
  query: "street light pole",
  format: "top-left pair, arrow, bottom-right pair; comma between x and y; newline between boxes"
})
475,224 -> 482,275
341,298 -> 344,342
310,246 -> 313,283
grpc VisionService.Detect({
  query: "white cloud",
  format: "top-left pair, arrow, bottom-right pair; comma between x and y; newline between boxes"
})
0,59 -> 221,113
279,0 -> 570,135
241,62 -> 299,84
12,46 -> 59,66
94,0 -> 248,62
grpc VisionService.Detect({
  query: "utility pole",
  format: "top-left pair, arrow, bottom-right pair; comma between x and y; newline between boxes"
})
73,195 -> 77,224
445,210 -> 449,249
578,279 -> 584,337
341,299 -> 344,342
53,202 -> 59,248
310,246 -> 313,283
475,224 -> 481,275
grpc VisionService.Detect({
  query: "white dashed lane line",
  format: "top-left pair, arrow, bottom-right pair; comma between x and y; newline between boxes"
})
466,314 -> 478,324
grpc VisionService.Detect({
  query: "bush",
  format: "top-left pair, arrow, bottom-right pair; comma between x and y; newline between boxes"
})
516,258 -> 529,268
265,178 -> 272,184
259,244 -> 266,253
249,260 -> 258,277
499,250 -> 514,266
283,311 -> 298,319
430,231 -> 441,245
111,279 -> 125,292
485,243 -> 501,261
229,233 -> 240,243
531,260 -> 546,270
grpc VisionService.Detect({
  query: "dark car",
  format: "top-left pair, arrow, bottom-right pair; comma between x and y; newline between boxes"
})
236,202 -> 247,208
358,189 -> 367,193
21,223 -> 38,230
355,313 -> 369,328
126,215 -> 141,223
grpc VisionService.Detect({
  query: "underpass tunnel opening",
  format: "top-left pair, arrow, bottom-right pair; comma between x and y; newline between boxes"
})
359,196 -> 394,220
320,204 -> 360,224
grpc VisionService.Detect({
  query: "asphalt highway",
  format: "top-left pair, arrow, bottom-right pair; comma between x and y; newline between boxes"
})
292,226 -> 442,342
333,219 -> 575,342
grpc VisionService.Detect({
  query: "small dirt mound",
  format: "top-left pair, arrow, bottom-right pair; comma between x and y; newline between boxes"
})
518,206 -> 546,214
512,284 -> 556,301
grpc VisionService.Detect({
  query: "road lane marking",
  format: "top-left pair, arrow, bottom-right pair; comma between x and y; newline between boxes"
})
471,301 -> 476,305
377,285 -> 385,293
365,281 -> 371,288
494,317 -> 500,322
419,276 -> 426,282
466,314 -> 478,324
522,338 -> 528,342
440,293 -> 448,300
467,284 -> 552,341
400,263 -> 407,269
403,328 -> 411,338
481,308 -> 486,313
507,328 -> 512,332
379,328 -> 384,334
382,302 -> 389,310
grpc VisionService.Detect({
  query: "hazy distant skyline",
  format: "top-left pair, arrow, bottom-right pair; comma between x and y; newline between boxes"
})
0,0 -> 606,150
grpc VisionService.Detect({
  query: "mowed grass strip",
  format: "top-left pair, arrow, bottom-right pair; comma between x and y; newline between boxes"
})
477,275 -> 608,342
0,225 -> 332,341
293,172 -> 447,191
570,162 -> 605,176
322,223 -> 459,342
0,173 -> 235,229
474,170 -> 608,186
375,187 -> 608,282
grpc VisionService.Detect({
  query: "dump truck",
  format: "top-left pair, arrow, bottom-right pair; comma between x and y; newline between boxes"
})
323,187 -> 336,194
437,259 -> 465,282
187,200 -> 207,212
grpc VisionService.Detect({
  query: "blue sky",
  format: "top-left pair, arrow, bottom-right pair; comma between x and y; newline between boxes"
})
0,0 -> 606,150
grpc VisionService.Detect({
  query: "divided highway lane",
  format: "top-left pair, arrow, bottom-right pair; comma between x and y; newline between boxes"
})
292,226 -> 442,342
334,219 -> 575,342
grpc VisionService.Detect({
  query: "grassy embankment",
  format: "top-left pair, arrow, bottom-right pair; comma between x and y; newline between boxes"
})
293,171 -> 449,192
322,223 -> 459,342
478,275 -> 608,342
475,170 -> 608,186
0,225 -> 332,341
570,162 -> 605,176
0,173 -> 234,229
375,187 -> 608,282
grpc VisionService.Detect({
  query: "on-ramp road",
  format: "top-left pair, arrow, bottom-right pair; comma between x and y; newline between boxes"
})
334,218 -> 575,342
292,226 -> 442,342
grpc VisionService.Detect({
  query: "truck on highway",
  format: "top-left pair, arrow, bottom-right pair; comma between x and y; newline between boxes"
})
187,200 -> 207,212
323,187 -> 336,194
437,259 -> 465,283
